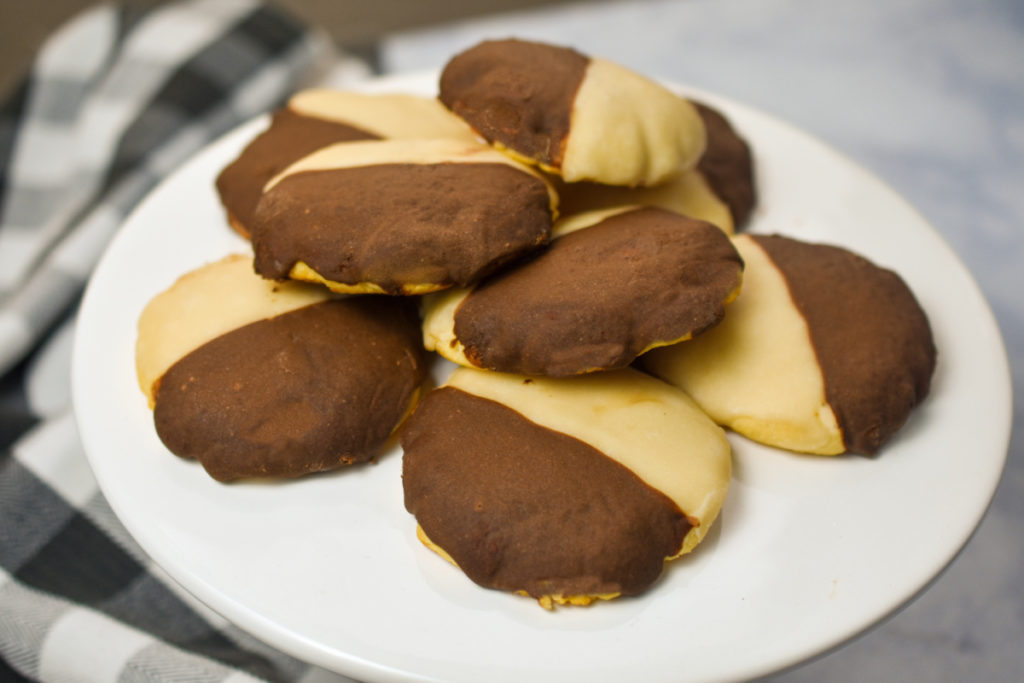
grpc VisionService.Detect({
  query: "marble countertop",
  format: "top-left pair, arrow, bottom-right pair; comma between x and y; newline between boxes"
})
380,0 -> 1021,680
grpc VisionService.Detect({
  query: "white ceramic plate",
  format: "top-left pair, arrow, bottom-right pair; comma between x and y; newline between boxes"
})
72,72 -> 1011,683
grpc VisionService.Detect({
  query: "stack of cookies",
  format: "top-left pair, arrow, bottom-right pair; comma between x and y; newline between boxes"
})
134,38 -> 935,609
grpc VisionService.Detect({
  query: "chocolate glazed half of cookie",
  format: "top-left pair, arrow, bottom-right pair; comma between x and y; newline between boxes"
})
448,207 -> 744,376
692,100 -> 757,229
153,297 -> 426,481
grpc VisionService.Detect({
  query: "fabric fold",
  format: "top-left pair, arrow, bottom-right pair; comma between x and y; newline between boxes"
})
0,2 -> 369,681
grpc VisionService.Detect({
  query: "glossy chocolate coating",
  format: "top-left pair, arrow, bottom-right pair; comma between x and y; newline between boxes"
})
693,100 -> 756,228
154,297 -> 426,481
453,207 -> 743,376
251,162 -> 553,293
402,386 -> 691,599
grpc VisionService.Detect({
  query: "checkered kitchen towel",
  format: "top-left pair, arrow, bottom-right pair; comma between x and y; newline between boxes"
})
0,2 -> 369,680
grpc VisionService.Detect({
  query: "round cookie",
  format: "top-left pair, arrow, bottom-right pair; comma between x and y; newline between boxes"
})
216,89 -> 480,238
401,366 -> 732,609
550,99 -> 756,235
250,138 -> 558,295
136,254 -> 427,481
643,234 -> 936,455
422,206 -> 743,377
439,38 -> 706,186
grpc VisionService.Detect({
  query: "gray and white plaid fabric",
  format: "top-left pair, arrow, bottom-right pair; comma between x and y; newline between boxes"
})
0,2 -> 367,680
